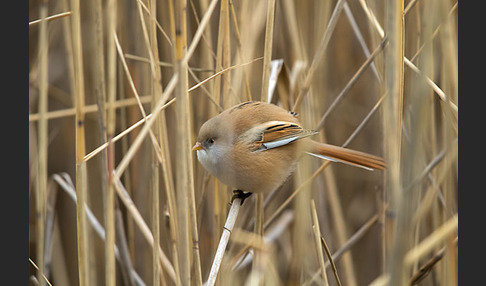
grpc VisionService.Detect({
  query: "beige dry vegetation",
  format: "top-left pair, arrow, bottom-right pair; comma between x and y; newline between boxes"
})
29,0 -> 457,285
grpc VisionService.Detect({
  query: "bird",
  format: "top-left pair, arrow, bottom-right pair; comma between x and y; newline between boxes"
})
192,101 -> 385,204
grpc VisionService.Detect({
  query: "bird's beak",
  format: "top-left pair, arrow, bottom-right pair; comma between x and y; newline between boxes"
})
192,142 -> 203,151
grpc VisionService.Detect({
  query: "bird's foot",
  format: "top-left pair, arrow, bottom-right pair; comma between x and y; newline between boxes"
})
230,190 -> 253,205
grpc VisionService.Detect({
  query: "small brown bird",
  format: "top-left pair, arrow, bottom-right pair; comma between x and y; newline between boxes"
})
193,101 -> 385,203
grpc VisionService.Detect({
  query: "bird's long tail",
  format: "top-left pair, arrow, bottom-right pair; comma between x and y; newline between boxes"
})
307,140 -> 386,171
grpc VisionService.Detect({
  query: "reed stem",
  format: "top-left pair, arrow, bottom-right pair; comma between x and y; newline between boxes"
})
36,1 -> 48,285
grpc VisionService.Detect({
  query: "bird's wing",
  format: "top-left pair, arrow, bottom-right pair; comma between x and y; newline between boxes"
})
240,121 -> 317,151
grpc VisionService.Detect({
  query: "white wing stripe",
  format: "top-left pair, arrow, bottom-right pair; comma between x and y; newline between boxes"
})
259,136 -> 301,151
305,152 -> 374,171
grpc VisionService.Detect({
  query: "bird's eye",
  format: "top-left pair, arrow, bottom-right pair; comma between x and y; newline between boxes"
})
208,138 -> 215,144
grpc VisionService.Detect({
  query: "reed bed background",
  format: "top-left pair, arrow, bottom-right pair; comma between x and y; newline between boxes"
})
29,0 -> 458,285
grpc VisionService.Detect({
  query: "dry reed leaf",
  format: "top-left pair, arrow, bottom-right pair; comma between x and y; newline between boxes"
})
404,215 -> 458,267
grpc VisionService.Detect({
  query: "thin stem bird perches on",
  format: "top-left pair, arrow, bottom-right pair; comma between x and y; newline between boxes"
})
205,198 -> 242,286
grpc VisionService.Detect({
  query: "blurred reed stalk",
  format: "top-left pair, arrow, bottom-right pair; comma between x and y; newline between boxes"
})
148,0 -> 163,283
84,0 -> 115,284
173,0 -> 195,284
382,0 -> 405,283
70,0 -> 90,284
213,0 -> 228,107
105,0 -> 117,284
260,0 -> 276,103
311,200 -> 330,286
36,1 -> 48,285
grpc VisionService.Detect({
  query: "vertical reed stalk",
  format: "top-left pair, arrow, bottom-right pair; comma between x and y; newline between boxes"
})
151,158 -> 161,285
105,137 -> 116,286
188,163 -> 203,286
142,0 -> 163,284
188,131 -> 204,286
311,200 -> 329,286
321,141 -> 358,286
252,193 -> 264,284
383,0 -> 404,284
222,0 -> 232,105
36,1 -> 48,285
178,3 -> 210,282
174,0 -> 192,284
87,0 -> 116,283
260,0 -> 276,102
71,0 -> 89,283
287,103 -> 315,284
228,0 -> 252,101
59,0 -> 76,104
159,111 -> 181,286
105,0 -> 117,284
383,0 -> 404,174
156,105 -> 181,285
213,0 -> 228,107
